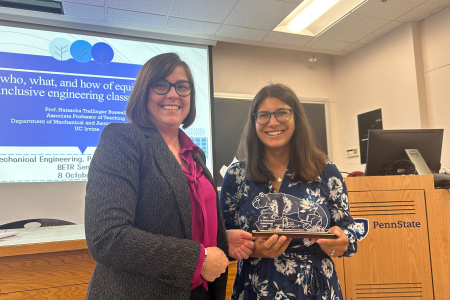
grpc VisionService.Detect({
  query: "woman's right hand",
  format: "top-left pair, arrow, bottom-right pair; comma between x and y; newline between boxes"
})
250,235 -> 292,258
200,247 -> 229,282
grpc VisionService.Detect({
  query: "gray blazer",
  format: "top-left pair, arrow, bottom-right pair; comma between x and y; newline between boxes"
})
84,123 -> 228,300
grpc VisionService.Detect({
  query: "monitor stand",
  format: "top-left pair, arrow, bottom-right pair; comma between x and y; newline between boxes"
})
405,149 -> 432,175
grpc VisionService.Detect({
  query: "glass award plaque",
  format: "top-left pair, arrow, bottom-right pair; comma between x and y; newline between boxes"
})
252,230 -> 338,239
250,192 -> 338,239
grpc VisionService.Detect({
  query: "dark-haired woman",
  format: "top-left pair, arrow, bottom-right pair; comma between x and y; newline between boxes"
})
220,84 -> 357,300
84,53 -> 255,300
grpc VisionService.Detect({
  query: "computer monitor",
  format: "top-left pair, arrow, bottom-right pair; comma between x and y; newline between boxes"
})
364,129 -> 444,176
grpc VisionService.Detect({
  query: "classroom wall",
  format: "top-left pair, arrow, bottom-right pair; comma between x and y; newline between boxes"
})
212,42 -> 334,99
332,6 -> 450,173
212,42 -> 340,165
0,182 -> 86,225
420,5 -> 450,169
332,22 -> 424,173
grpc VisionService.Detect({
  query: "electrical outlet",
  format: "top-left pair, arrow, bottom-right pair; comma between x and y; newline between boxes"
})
347,147 -> 359,157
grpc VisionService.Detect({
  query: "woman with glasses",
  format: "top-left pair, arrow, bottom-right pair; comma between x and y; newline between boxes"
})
220,84 -> 357,300
84,53 -> 255,300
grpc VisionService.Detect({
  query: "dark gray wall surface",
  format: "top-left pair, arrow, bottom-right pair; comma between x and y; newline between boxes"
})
213,98 -> 251,188
302,102 -> 328,155
357,108 -> 383,164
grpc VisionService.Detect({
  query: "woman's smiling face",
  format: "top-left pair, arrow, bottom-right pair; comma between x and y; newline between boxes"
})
255,96 -> 295,153
146,65 -> 191,131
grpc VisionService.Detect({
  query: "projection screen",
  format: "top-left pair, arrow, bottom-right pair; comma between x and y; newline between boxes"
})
0,24 -> 213,183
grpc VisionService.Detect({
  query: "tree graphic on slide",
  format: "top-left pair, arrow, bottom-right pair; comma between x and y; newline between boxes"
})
49,38 -> 71,66
70,40 -> 93,68
91,42 -> 114,70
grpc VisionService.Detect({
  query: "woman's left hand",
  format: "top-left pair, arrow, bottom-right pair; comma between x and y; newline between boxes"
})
227,229 -> 258,260
311,226 -> 348,257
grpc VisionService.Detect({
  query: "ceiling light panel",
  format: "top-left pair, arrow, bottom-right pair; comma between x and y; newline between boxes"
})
274,0 -> 368,36
288,0 -> 340,32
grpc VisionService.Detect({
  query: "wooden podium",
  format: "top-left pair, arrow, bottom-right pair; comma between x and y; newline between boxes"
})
339,175 -> 450,300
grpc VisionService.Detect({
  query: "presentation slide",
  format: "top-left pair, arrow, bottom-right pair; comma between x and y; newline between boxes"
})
0,25 -> 212,183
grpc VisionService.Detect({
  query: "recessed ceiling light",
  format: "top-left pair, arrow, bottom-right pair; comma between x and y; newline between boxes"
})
0,0 -> 64,14
274,0 -> 368,36
288,0 -> 340,32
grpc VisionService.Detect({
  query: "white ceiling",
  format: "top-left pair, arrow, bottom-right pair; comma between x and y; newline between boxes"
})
2,0 -> 450,55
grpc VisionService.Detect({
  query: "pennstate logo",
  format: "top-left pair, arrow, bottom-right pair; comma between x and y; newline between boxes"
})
353,218 -> 369,241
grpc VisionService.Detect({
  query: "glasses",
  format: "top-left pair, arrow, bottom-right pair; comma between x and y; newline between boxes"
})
151,80 -> 193,97
253,108 -> 294,125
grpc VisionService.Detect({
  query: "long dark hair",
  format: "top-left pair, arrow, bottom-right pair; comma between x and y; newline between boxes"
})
237,83 -> 327,183
126,52 -> 196,128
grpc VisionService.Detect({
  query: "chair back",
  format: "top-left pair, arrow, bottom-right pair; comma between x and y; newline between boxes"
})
0,218 -> 76,229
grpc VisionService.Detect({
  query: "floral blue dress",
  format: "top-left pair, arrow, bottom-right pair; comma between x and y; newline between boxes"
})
220,161 -> 357,300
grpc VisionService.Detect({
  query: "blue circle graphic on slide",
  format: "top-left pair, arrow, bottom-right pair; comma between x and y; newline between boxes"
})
91,42 -> 114,66
49,38 -> 72,62
70,40 -> 93,64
